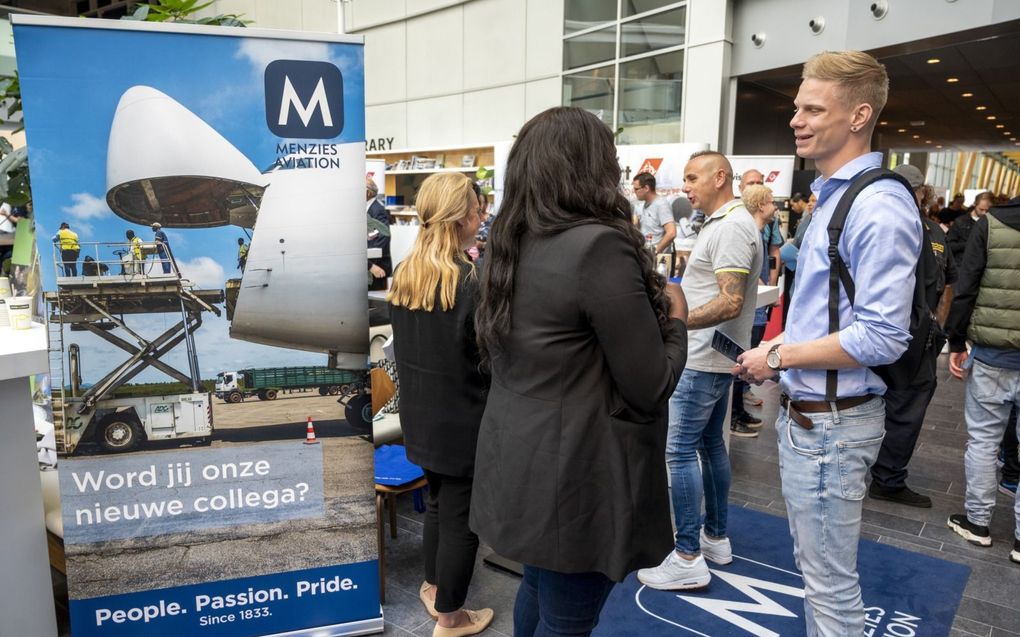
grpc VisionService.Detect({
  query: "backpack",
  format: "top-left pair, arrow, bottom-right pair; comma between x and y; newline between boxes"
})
825,167 -> 945,399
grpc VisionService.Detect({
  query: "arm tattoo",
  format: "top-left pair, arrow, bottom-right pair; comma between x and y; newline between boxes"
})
687,271 -> 748,330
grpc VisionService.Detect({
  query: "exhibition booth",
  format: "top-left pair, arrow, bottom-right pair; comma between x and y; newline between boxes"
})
0,14 -> 798,637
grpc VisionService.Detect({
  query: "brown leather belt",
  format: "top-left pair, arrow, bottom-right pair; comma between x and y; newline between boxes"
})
779,394 -> 876,430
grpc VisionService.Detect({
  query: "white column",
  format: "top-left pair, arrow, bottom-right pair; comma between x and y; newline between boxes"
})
682,0 -> 733,150
0,324 -> 57,636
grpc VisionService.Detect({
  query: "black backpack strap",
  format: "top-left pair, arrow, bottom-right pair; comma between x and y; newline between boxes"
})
824,167 -> 916,401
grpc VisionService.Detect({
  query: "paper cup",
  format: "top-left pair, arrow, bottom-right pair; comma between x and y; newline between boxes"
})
0,297 -> 8,328
6,296 -> 32,330
0,276 -> 11,298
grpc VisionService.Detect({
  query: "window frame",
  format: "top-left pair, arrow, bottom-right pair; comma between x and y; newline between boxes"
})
562,1 -> 689,136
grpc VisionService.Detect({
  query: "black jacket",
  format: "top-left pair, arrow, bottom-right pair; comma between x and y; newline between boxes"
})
368,199 -> 393,287
945,197 -> 1020,351
470,224 -> 687,581
924,218 -> 957,303
367,200 -> 391,254
391,261 -> 489,477
946,211 -> 977,265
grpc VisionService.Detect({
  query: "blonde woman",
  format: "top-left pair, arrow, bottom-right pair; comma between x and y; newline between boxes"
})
388,172 -> 492,637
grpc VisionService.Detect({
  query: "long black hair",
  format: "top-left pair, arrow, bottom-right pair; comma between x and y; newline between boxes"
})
475,106 -> 671,367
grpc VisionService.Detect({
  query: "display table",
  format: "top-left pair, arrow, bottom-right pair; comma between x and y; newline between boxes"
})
756,284 -> 780,308
0,322 -> 58,636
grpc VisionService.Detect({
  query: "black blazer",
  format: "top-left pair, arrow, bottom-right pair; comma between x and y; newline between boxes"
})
470,224 -> 687,581
391,261 -> 489,477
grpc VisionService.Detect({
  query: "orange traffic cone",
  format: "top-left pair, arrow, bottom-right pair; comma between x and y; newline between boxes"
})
304,417 -> 320,445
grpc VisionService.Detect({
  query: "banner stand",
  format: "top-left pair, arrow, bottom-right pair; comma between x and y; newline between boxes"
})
14,15 -> 382,636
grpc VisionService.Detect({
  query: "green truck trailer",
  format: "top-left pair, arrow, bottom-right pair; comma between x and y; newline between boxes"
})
215,366 -> 366,403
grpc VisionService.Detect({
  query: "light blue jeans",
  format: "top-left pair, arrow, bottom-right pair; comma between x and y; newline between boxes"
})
666,369 -> 732,555
963,359 -> 1020,538
777,396 -> 885,637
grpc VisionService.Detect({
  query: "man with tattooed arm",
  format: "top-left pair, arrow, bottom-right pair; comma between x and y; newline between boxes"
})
638,150 -> 762,591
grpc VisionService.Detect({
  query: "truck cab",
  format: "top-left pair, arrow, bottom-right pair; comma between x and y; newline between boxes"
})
215,371 -> 240,401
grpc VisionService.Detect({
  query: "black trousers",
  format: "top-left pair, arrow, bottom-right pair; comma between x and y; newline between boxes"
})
1001,407 -> 1019,484
61,249 -> 79,276
423,469 -> 479,613
871,376 -> 937,489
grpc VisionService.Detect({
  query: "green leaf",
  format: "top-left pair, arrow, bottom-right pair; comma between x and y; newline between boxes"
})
126,5 -> 150,20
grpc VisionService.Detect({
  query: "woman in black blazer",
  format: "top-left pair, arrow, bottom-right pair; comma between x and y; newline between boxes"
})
473,107 -> 689,636
389,172 -> 493,637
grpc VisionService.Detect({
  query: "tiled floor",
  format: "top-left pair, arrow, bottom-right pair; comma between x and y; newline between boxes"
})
55,355 -> 1020,636
377,356 -> 1020,636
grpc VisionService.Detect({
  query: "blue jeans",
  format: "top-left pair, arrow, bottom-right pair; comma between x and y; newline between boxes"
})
777,396 -> 885,637
667,369 -> 733,555
963,360 -> 1020,537
512,565 -> 615,637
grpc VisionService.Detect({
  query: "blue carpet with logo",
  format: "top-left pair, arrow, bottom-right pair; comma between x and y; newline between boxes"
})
594,505 -> 970,636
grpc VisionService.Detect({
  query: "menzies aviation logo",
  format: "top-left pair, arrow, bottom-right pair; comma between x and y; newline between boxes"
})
629,558 -> 926,637
265,60 -> 344,139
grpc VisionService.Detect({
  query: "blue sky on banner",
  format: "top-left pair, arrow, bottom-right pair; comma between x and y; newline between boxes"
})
15,24 -> 365,381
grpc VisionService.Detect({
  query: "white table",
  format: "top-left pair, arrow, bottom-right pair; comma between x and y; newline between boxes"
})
0,322 -> 58,636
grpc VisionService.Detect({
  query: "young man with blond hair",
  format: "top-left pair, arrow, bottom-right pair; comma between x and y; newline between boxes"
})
735,51 -> 922,636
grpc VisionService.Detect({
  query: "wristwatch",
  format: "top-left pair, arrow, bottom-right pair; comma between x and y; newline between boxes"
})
766,344 -> 784,371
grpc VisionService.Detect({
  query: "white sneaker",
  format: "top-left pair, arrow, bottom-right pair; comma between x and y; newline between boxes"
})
637,551 -> 711,590
700,530 -> 733,565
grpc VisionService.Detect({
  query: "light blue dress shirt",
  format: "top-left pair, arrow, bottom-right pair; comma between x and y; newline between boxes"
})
781,152 -> 923,401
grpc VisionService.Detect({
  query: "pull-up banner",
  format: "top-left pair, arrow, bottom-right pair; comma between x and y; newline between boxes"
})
13,15 -> 382,636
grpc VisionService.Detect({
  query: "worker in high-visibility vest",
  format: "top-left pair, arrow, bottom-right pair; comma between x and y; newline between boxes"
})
237,237 -> 249,272
126,229 -> 144,275
52,222 -> 80,276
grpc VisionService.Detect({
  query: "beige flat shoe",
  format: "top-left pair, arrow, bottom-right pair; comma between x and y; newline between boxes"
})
432,608 -> 494,637
419,581 -> 438,619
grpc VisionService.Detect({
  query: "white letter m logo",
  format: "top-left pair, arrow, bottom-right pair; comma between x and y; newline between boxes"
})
677,571 -> 805,637
278,76 -> 333,128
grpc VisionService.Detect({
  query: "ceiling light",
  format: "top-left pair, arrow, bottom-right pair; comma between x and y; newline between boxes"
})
925,140 -> 932,144
976,105 -> 987,111
1006,131 -> 1013,135
897,128 -> 907,133
987,115 -> 997,120
961,92 -> 973,97
879,121 -> 888,126
946,77 -> 959,83
912,134 -> 920,139
927,58 -> 940,64
996,124 -> 1005,128
936,145 -> 943,148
